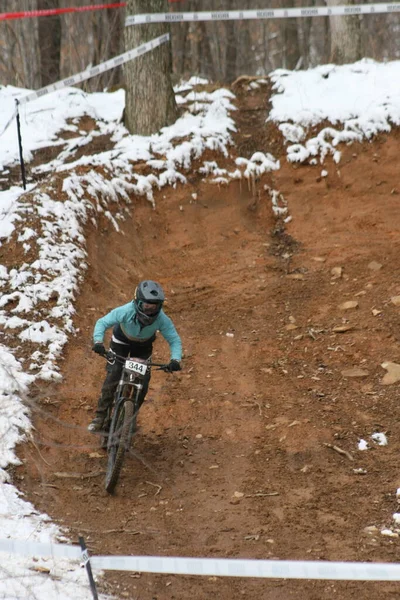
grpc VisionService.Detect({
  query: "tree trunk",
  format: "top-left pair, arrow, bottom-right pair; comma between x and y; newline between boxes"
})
124,0 -> 177,135
105,7 -> 123,88
326,0 -> 362,63
281,0 -> 301,69
0,0 -> 41,88
38,0 -> 61,86
199,22 -> 215,80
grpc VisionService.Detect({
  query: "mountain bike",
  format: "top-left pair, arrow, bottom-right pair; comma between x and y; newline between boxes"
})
101,350 -> 170,494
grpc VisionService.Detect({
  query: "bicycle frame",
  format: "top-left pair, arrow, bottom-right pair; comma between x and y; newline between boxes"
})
101,350 -> 170,493
109,357 -> 147,441
103,352 -> 169,442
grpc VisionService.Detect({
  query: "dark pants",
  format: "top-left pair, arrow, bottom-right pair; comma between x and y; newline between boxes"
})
95,326 -> 154,419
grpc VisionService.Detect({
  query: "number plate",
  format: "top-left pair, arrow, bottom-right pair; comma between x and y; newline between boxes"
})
125,360 -> 147,375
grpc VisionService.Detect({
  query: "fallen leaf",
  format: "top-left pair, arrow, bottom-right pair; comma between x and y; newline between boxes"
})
339,301 -> 358,310
286,273 -> 305,280
391,296 -> 400,306
368,261 -> 382,271
30,566 -> 50,574
332,324 -> 354,333
381,362 -> 400,385
331,266 -> 343,279
341,367 -> 369,378
89,452 -> 103,459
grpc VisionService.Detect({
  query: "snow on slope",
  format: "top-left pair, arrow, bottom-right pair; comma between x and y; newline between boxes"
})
0,59 -> 399,596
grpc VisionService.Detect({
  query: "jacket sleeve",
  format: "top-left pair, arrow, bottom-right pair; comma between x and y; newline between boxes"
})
93,304 -> 130,343
158,313 -> 182,361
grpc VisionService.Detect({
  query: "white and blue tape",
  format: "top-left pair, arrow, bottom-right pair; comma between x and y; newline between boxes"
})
0,33 -> 169,137
18,33 -> 169,106
125,3 -> 400,26
1,538 -> 400,581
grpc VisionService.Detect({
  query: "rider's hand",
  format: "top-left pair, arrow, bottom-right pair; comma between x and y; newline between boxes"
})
167,359 -> 181,372
92,342 -> 106,356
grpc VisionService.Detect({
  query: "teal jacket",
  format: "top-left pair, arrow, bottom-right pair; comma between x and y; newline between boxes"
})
93,301 -> 182,361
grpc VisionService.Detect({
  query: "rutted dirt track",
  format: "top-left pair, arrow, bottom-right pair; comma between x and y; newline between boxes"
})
16,88 -> 400,599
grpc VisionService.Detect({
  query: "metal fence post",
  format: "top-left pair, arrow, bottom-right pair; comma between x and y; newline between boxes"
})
79,536 -> 99,600
15,100 -> 27,190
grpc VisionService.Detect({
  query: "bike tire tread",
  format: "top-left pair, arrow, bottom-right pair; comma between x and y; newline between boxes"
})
105,400 -> 134,493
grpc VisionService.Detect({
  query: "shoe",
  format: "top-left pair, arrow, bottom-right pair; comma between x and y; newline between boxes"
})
87,417 -> 105,433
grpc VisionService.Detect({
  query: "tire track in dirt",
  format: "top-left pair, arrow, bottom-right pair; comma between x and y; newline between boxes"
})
18,178 -> 296,599
15,87 -> 400,600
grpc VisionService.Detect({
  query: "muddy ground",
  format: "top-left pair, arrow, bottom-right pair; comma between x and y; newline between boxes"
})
14,84 -> 400,599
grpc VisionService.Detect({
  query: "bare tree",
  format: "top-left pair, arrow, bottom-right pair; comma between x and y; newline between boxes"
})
38,0 -> 61,85
0,0 -> 41,88
283,16 -> 301,69
124,0 -> 177,135
325,0 -> 362,63
1,0 -> 399,92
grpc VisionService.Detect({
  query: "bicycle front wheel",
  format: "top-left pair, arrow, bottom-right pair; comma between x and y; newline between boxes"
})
105,400 -> 134,494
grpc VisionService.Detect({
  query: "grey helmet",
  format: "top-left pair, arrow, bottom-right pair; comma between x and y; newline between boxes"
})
134,280 -> 165,326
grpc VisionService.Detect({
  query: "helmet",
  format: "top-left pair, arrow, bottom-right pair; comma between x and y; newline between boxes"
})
134,280 -> 165,326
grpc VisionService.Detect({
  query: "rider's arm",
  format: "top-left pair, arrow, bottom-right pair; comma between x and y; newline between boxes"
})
93,302 -> 133,343
158,313 -> 182,362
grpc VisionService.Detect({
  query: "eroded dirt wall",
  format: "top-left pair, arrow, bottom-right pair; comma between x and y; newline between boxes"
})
16,131 -> 400,600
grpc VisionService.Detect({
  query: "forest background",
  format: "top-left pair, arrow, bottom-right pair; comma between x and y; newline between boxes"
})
1,0 -> 399,93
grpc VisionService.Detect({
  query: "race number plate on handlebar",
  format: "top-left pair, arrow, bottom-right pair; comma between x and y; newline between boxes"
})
125,359 -> 148,375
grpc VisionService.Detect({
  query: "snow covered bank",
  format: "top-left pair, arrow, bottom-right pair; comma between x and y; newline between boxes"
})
1,58 -> 399,596
0,77 -> 241,598
269,59 -> 400,163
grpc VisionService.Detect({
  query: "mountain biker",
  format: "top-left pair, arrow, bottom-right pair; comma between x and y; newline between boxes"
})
88,280 -> 182,432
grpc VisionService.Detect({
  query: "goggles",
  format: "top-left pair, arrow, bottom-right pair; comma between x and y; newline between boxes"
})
141,301 -> 161,315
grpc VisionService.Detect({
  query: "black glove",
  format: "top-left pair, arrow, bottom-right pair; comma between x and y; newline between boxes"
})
92,342 -> 106,356
167,359 -> 181,372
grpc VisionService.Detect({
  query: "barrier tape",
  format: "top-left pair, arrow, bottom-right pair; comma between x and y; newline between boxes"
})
0,538 -> 81,560
126,3 -> 400,25
90,556 -> 400,580
0,108 -> 18,138
0,2 -> 125,21
0,33 -> 169,137
0,0 -> 183,19
1,538 -> 400,580
17,33 -> 169,107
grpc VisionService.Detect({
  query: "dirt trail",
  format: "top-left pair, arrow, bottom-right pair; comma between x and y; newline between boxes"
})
16,87 -> 400,600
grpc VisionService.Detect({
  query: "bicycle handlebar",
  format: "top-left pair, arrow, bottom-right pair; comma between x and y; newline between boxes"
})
102,349 -> 171,371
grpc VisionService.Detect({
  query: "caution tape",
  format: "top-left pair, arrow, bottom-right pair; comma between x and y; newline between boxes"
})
0,538 -> 81,560
90,556 -> 400,580
0,33 -> 169,137
2,537 -> 400,580
0,2 -> 125,21
0,108 -> 18,138
17,33 -> 169,107
126,3 -> 400,25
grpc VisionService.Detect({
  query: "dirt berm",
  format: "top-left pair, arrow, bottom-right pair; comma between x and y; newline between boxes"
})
16,84 -> 400,600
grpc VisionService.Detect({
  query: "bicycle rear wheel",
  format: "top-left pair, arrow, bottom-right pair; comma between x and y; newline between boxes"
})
105,400 -> 134,493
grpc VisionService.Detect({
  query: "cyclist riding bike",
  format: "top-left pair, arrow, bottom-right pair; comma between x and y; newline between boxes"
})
88,280 -> 182,433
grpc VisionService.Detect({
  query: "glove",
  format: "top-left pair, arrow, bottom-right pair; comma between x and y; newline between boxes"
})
92,342 -> 106,356
167,359 -> 181,372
